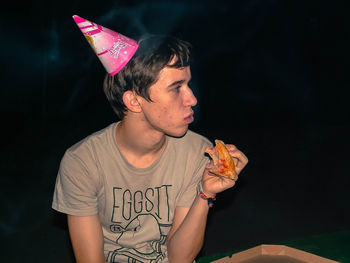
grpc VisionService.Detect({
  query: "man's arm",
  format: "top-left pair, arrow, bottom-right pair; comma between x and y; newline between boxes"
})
167,144 -> 248,262
67,214 -> 106,263
166,196 -> 209,263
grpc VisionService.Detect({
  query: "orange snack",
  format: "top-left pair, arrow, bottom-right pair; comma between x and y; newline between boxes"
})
205,140 -> 236,179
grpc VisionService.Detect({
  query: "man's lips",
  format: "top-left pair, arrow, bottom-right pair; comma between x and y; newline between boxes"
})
184,112 -> 194,123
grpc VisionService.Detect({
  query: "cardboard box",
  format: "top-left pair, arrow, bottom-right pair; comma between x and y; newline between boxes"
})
212,244 -> 339,263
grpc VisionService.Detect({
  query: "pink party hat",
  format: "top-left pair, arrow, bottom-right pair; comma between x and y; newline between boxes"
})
73,15 -> 138,76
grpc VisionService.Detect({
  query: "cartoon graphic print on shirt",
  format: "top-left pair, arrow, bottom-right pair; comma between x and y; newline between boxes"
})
107,185 -> 173,263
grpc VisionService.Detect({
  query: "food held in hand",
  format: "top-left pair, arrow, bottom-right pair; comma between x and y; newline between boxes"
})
205,140 -> 236,179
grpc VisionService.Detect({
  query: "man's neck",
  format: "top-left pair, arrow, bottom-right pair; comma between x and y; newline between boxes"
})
115,117 -> 167,169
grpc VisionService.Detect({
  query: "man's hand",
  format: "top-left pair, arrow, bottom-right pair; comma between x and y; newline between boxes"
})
202,144 -> 248,197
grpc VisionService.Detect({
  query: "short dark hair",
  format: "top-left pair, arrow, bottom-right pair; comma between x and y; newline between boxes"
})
103,35 -> 192,119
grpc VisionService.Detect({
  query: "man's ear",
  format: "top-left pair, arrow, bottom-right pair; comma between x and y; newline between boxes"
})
123,90 -> 142,113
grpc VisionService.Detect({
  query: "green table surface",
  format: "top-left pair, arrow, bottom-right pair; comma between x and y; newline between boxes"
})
197,229 -> 350,263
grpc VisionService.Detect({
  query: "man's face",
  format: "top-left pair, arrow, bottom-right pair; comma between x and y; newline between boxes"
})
138,65 -> 197,137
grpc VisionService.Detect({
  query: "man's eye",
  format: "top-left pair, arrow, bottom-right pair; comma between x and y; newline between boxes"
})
173,86 -> 181,92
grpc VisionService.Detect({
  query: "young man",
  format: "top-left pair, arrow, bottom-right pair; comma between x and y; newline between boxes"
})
52,16 -> 248,263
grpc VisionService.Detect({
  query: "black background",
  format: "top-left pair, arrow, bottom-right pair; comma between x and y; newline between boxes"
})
1,0 -> 349,262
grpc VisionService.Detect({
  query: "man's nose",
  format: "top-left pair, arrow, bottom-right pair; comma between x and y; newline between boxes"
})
183,87 -> 197,107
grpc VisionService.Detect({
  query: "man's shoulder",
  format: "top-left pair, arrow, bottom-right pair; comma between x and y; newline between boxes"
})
168,130 -> 212,154
66,122 -> 116,156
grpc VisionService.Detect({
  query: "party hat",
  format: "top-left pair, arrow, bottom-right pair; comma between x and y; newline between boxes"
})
73,15 -> 138,76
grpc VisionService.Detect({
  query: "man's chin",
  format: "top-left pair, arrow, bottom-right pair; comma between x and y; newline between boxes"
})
166,126 -> 189,138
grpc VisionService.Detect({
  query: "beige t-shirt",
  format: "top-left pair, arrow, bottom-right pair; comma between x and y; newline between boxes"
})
52,122 -> 211,262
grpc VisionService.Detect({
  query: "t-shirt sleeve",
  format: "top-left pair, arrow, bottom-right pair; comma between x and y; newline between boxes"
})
52,150 -> 100,216
176,137 -> 212,207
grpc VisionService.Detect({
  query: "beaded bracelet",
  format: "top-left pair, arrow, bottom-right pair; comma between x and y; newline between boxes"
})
198,182 -> 216,207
